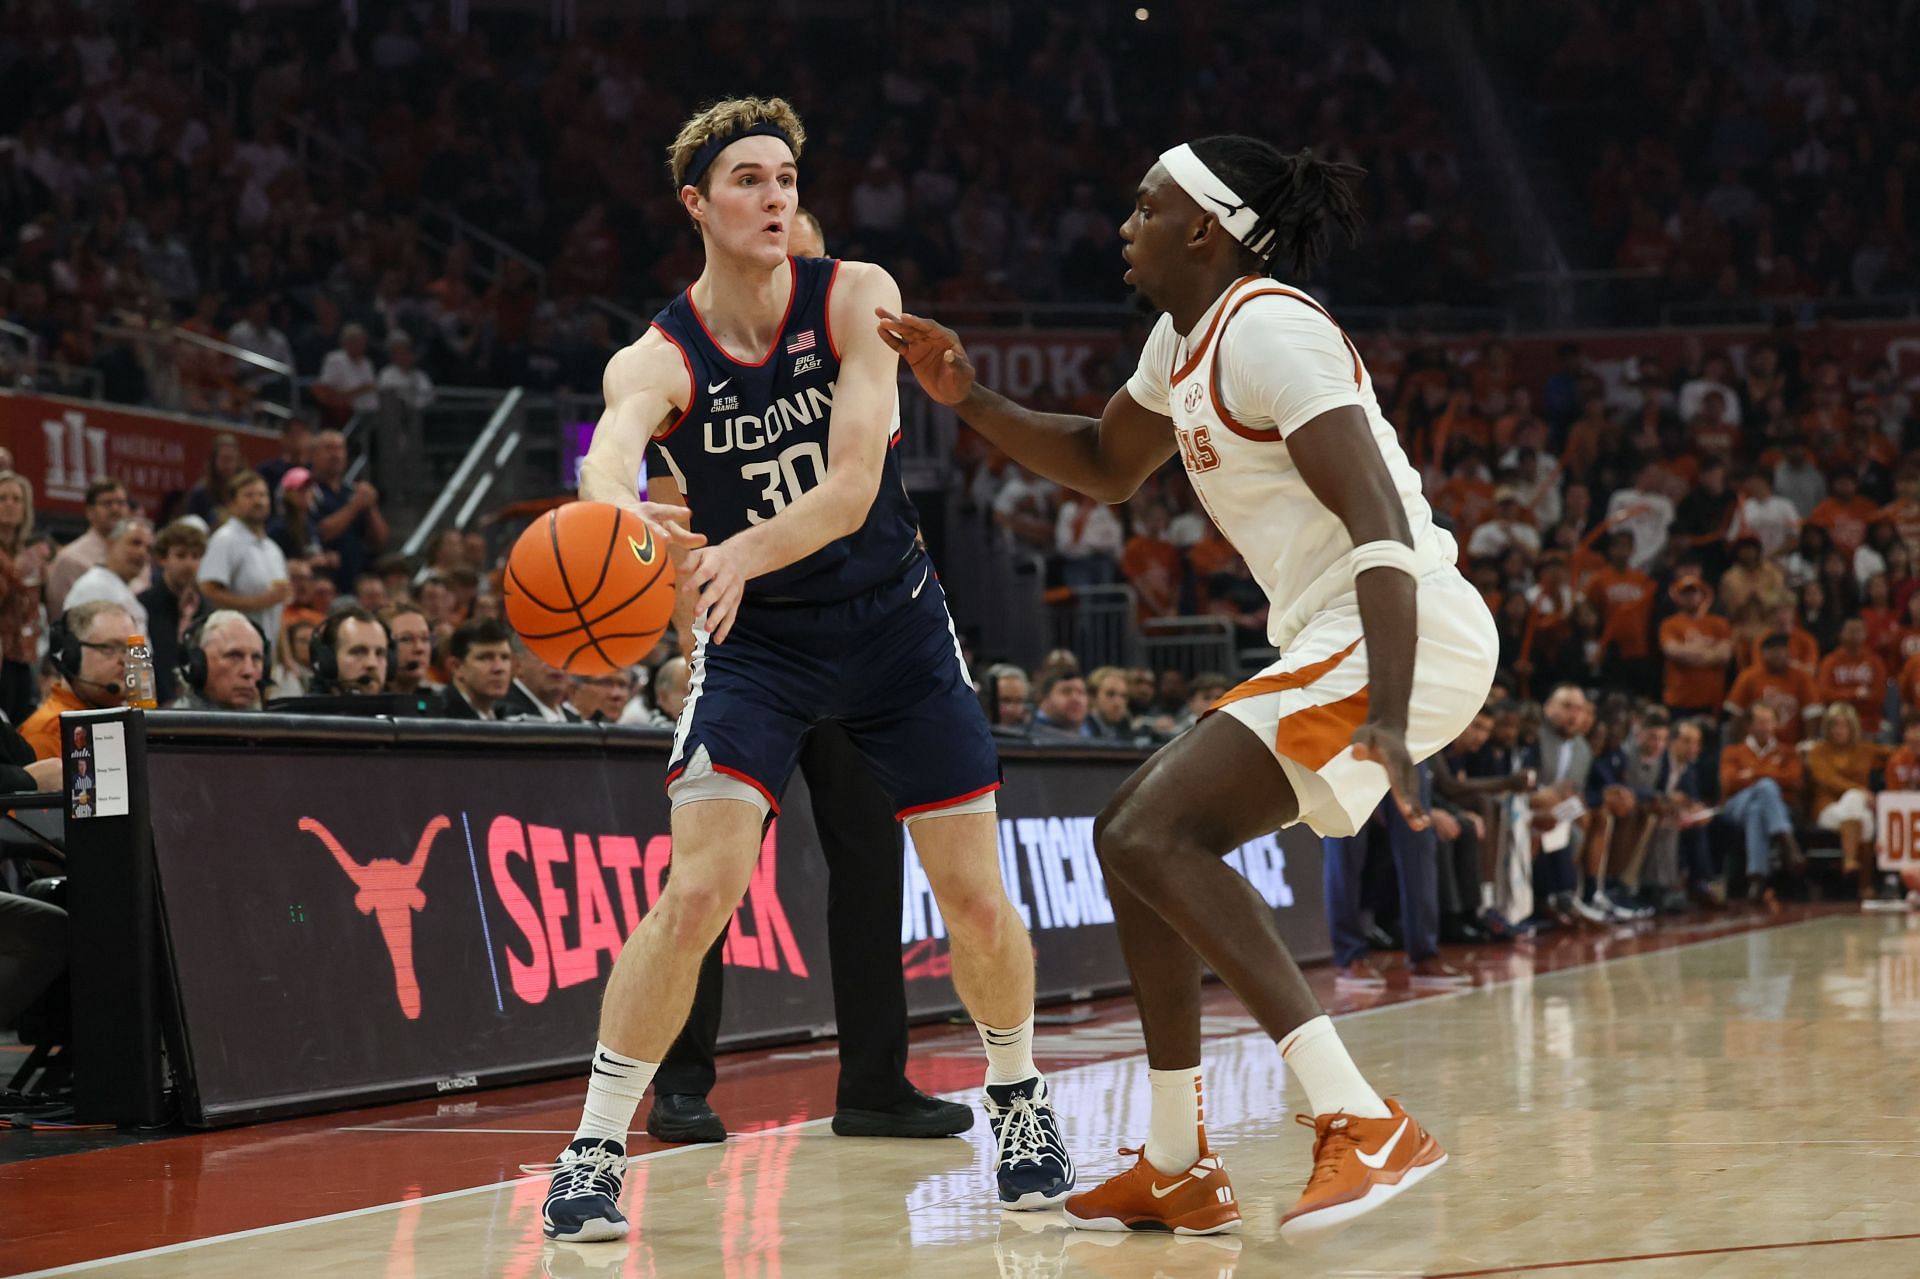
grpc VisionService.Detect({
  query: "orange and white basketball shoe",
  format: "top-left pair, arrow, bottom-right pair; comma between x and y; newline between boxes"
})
1062,1147 -> 1241,1236
1278,1098 -> 1446,1244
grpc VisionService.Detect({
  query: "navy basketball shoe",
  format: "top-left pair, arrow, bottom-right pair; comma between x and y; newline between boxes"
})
528,1137 -> 629,1241
984,1077 -> 1075,1209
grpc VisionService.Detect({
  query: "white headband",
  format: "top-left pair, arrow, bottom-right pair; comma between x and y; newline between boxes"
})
1158,143 -> 1277,259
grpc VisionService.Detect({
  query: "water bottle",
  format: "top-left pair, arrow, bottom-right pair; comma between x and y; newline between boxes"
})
125,634 -> 159,710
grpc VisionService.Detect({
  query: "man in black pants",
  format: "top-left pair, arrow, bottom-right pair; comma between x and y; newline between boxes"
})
647,720 -> 973,1141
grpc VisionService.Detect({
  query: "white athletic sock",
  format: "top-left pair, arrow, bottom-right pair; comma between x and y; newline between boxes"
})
977,1014 -> 1038,1085
573,1041 -> 657,1144
1277,1016 -> 1390,1119
1144,1065 -> 1205,1174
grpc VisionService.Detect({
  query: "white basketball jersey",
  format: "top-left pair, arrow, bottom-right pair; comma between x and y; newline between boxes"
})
1126,274 -> 1458,648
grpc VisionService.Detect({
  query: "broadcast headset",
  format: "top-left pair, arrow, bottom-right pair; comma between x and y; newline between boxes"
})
309,607 -> 397,693
179,611 -> 273,696
47,611 -> 131,705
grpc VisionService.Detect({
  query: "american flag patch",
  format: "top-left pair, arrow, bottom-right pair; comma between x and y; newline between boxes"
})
785,329 -> 817,354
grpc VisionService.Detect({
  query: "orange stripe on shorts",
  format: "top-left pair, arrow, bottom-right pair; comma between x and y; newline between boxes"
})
1272,686 -> 1372,771
1209,637 -> 1362,712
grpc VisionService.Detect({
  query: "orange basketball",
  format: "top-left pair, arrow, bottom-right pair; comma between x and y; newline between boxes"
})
503,502 -> 676,675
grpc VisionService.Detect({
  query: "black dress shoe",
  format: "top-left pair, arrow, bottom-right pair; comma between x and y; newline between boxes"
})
646,1093 -> 726,1144
832,1085 -> 975,1137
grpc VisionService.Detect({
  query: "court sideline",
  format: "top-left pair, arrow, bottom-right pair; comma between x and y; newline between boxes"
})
14,907 -> 1918,1277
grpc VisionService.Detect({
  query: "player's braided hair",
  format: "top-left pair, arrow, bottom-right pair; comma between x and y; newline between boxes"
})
1188,136 -> 1366,278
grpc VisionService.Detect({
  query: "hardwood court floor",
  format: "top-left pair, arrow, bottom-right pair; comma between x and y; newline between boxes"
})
13,906 -> 1920,1277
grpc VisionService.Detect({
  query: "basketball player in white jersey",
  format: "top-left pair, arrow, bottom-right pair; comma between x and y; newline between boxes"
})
880,135 -> 1497,1242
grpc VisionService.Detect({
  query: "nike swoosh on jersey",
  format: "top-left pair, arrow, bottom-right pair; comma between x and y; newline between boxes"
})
1149,1175 -> 1194,1198
911,568 -> 930,598
1355,1119 -> 1409,1170
707,378 -> 731,393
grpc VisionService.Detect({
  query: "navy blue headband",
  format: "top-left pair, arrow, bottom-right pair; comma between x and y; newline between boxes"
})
681,121 -> 797,188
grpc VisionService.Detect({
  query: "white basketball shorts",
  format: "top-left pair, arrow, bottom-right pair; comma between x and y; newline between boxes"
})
1208,565 -> 1499,838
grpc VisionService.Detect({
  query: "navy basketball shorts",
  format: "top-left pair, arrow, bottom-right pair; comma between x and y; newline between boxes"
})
665,554 -> 1002,821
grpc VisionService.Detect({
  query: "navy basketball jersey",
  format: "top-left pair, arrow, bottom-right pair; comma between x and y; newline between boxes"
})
646,255 -> 920,602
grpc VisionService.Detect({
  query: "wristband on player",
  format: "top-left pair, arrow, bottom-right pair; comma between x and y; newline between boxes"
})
1350,539 -> 1420,582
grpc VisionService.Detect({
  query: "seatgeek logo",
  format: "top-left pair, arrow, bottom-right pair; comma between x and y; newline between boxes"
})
899,815 -> 1294,969
307,813 -> 806,1019
486,816 -> 806,1008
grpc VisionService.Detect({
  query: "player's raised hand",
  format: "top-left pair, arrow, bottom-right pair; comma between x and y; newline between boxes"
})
876,307 -> 975,405
1350,723 -> 1430,831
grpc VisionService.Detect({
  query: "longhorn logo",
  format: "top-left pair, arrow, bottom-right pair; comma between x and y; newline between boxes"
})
301,815 -> 449,1019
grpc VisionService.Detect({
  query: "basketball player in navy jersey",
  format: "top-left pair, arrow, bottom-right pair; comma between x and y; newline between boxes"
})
644,205 -> 974,1147
535,97 -> 1071,1242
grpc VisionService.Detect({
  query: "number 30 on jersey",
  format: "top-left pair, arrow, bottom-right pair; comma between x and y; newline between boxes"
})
741,440 -> 827,524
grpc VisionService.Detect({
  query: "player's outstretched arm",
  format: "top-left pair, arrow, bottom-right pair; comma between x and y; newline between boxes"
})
578,334 -> 707,557
877,307 -> 1174,503
1288,405 -> 1428,829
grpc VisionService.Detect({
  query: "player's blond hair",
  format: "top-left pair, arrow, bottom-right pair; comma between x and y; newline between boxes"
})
667,97 -> 807,191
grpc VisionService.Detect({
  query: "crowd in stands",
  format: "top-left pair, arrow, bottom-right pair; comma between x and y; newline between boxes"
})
1,0 -> 1484,419
0,427 -> 698,761
1506,0 -> 1919,313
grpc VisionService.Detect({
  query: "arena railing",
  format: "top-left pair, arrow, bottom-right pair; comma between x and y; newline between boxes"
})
1048,583 -> 1141,672
87,321 -> 297,426
0,319 -> 104,402
1660,293 -> 1920,328
401,387 -> 525,557
1139,615 -> 1239,682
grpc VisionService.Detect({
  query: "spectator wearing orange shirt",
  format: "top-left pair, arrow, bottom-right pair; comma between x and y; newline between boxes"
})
1806,704 -> 1892,897
1586,530 -> 1657,695
1884,718 -> 1920,792
1659,576 -> 1733,722
1429,386 -> 1491,457
1733,602 -> 1820,675
1860,572 -> 1902,662
1717,703 -> 1805,898
1896,644 -> 1920,720
1807,471 -> 1879,558
1184,526 -> 1238,610
1434,457 -> 1496,533
1119,503 -> 1184,622
1816,618 -> 1891,738
1724,632 -> 1822,745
